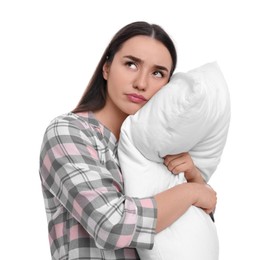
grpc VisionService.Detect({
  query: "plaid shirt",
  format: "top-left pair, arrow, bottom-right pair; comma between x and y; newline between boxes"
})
39,112 -> 157,260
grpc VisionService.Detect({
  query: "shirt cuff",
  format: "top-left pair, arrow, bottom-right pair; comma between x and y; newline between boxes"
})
129,197 -> 157,249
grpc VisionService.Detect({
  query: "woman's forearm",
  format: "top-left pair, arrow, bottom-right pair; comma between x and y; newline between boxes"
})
154,183 -> 196,233
186,167 -> 206,184
154,182 -> 216,233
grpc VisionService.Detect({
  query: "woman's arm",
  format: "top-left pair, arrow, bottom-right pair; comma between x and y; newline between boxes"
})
154,152 -> 217,233
40,115 -> 157,250
155,182 -> 216,233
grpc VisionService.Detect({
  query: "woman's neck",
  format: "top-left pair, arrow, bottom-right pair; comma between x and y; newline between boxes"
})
93,102 -> 127,140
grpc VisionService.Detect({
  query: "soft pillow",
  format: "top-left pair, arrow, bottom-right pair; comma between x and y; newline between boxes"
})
118,62 -> 230,260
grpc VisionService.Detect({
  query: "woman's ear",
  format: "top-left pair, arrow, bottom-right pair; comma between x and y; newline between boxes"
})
102,62 -> 109,80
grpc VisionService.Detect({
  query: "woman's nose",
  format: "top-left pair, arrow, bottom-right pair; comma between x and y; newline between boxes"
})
133,71 -> 148,91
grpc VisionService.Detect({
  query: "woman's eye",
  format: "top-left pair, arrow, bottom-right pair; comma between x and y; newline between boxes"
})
153,71 -> 164,78
125,61 -> 137,70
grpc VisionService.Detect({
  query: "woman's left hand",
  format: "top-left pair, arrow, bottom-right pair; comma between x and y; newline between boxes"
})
164,152 -> 204,183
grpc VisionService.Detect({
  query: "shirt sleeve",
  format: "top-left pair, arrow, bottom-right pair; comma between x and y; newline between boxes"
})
39,116 -> 157,250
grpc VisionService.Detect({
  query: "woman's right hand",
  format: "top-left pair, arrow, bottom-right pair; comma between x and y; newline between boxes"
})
192,183 -> 217,214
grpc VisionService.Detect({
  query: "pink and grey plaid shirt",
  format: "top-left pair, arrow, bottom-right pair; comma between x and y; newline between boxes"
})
39,112 -> 157,260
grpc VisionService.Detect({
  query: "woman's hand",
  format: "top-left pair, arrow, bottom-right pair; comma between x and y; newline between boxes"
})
192,183 -> 217,214
155,182 -> 217,232
164,152 -> 205,183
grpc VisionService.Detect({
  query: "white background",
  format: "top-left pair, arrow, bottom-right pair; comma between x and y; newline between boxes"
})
1,0 -> 272,259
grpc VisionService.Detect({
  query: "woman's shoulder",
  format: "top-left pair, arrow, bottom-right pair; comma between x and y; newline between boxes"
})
43,112 -> 102,139
46,112 -> 98,128
43,111 -> 116,147
41,112 -> 117,160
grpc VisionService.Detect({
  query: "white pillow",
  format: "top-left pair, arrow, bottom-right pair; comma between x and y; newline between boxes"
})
118,62 -> 230,260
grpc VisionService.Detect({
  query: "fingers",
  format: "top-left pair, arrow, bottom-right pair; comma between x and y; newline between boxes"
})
203,206 -> 216,215
164,153 -> 183,164
164,153 -> 189,174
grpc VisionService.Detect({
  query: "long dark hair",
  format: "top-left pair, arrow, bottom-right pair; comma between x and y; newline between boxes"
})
72,21 -> 177,113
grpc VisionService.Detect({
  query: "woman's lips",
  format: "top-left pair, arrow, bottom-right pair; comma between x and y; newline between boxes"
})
126,93 -> 147,103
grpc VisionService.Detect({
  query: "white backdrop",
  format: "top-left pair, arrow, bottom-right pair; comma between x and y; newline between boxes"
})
1,0 -> 272,259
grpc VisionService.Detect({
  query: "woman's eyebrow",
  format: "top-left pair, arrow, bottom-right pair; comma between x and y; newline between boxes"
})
123,55 -> 142,63
123,55 -> 169,73
154,64 -> 169,73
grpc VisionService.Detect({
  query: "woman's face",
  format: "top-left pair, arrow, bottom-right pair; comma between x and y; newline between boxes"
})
103,35 -> 173,116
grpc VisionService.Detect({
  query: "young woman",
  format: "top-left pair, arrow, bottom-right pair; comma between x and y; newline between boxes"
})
39,21 -> 217,260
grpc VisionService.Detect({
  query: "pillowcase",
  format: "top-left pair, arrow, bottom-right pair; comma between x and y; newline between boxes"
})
118,62 -> 230,260
127,61 -> 230,181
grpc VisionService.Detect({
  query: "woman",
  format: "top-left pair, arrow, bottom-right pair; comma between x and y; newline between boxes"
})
39,21 -> 217,260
